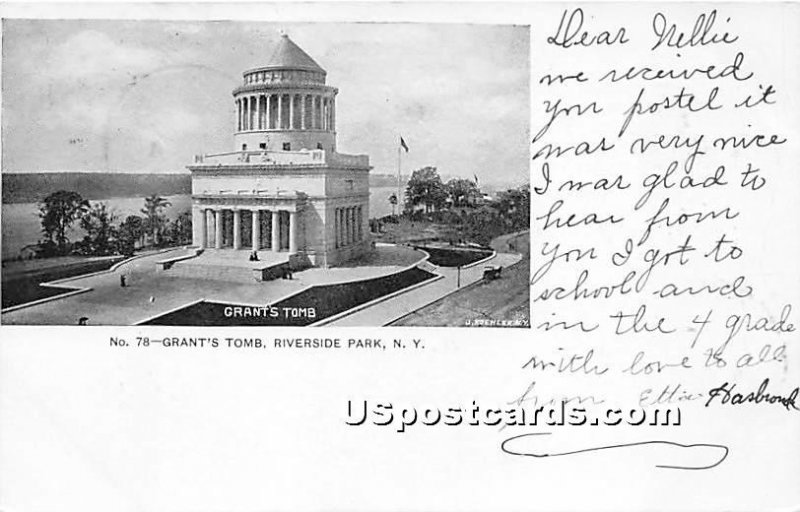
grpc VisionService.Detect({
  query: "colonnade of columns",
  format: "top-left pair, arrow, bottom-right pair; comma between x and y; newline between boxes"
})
334,205 -> 363,249
236,93 -> 335,132
197,207 -> 298,253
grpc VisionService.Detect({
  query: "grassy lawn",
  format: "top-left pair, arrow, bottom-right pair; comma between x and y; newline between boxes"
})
390,231 -> 530,327
415,246 -> 493,267
373,218 -> 456,244
1,255 -> 124,308
142,267 -> 437,326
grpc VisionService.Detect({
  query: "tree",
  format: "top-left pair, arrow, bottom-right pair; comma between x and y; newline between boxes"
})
141,194 -> 171,247
493,184 -> 530,230
168,211 -> 193,246
464,207 -> 505,246
445,178 -> 481,208
404,166 -> 447,214
78,202 -> 118,255
117,215 -> 145,256
38,190 -> 89,256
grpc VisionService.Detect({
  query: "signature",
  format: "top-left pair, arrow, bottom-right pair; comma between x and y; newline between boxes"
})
705,378 -> 800,411
501,432 -> 728,470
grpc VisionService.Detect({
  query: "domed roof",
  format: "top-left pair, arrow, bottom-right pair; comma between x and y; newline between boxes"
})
263,34 -> 325,73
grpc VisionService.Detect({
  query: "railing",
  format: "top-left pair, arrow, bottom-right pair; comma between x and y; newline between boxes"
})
193,149 -> 325,166
192,149 -> 368,168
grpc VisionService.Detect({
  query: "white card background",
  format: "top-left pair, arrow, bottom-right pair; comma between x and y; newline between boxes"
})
2,2 -> 799,511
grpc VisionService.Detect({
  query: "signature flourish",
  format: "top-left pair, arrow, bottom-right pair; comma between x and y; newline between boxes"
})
501,432 -> 729,470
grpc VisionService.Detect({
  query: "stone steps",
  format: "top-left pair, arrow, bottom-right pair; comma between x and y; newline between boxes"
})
166,260 -> 276,283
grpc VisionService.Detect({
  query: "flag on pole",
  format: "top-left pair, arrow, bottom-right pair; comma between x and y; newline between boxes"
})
400,137 -> 409,152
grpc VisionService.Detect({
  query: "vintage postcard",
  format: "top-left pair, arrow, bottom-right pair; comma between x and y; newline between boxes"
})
1,19 -> 529,327
1,2 -> 799,512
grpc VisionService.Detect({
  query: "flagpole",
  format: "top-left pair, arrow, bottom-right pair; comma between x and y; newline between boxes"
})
397,143 -> 402,217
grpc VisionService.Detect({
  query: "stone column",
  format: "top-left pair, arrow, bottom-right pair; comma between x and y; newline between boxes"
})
342,207 -> 348,245
331,98 -> 336,132
262,95 -> 267,130
354,206 -> 359,242
252,210 -> 260,250
341,207 -> 347,245
357,206 -> 362,241
289,211 -> 298,253
233,209 -> 241,249
271,210 -> 280,251
215,210 -> 223,249
349,207 -> 355,244
192,208 -> 205,248
341,208 -> 346,247
350,206 -> 358,243
354,208 -> 358,242
198,208 -> 206,247
334,208 -> 339,248
248,97 -> 253,131
345,208 -> 351,245
265,94 -> 271,129
301,95 -> 307,129
317,96 -> 325,130
289,94 -> 295,129
246,97 -> 251,130
339,208 -> 345,246
206,209 -> 214,246
250,96 -> 258,130
277,94 -> 283,129
256,95 -> 262,130
341,208 -> 346,246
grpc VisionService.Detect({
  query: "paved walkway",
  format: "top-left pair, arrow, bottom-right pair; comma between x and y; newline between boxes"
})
178,248 -> 289,269
391,231 -> 530,327
327,250 -> 522,326
1,245 -> 425,325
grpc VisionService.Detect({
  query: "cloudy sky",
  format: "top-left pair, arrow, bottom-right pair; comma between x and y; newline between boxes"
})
2,20 -> 528,186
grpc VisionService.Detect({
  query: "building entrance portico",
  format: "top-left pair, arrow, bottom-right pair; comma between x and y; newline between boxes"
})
195,202 -> 300,253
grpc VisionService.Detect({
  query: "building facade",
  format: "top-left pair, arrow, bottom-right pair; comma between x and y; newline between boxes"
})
189,34 -> 371,267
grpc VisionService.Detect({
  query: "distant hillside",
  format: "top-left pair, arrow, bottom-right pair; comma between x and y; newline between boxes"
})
2,173 -> 192,204
370,173 -> 409,188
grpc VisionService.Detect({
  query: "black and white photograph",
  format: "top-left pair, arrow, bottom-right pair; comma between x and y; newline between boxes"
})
1,20 -> 530,326
2,3 -> 799,512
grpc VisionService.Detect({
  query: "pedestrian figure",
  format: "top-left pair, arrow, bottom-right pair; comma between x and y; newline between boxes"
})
120,275 -> 127,287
